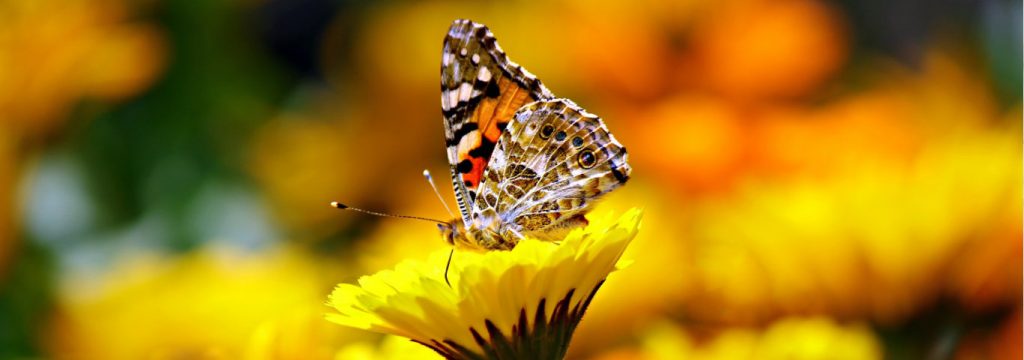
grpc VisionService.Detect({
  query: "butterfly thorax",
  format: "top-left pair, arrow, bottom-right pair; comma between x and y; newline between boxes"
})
438,216 -> 518,251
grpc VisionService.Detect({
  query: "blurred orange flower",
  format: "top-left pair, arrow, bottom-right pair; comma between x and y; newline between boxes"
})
0,0 -> 166,138
561,1 -> 675,102
690,0 -> 848,101
618,94 -> 746,193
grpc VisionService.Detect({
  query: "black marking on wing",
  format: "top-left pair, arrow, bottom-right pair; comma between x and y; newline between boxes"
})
448,122 -> 479,146
485,80 -> 501,98
457,159 -> 474,174
610,147 -> 630,184
468,137 -> 496,158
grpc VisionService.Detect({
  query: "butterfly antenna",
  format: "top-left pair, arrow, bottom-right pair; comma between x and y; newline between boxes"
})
423,169 -> 456,218
444,248 -> 454,287
329,202 -> 446,224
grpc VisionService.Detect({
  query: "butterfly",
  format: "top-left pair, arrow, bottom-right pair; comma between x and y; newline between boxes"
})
436,19 -> 631,251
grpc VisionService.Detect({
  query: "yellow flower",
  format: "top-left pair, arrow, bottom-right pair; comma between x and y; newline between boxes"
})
333,335 -> 441,360
327,209 -> 642,359
599,317 -> 882,360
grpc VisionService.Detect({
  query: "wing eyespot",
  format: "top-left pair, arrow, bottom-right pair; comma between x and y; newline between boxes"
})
540,124 -> 555,139
554,130 -> 567,141
578,149 -> 597,169
571,136 -> 584,147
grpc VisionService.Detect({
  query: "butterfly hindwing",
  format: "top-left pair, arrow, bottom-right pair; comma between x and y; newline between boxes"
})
473,99 -> 631,240
441,19 -> 554,226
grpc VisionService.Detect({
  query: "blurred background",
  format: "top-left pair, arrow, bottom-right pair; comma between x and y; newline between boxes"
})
0,0 -> 1020,359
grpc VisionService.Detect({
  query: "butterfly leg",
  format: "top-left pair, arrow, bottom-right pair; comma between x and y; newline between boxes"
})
506,228 -> 527,241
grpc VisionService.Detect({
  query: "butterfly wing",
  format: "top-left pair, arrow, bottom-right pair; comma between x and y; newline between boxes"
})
441,19 -> 554,226
473,99 -> 631,240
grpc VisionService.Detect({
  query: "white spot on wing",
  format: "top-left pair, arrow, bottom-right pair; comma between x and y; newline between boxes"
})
458,130 -> 481,155
460,48 -> 468,56
458,82 -> 474,102
471,53 -> 480,64
446,88 -> 460,108
477,66 -> 492,82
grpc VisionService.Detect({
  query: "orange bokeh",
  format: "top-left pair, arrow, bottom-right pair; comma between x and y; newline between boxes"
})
691,0 -> 848,101
0,0 -> 165,138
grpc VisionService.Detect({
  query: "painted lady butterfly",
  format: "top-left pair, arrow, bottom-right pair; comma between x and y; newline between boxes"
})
437,19 -> 631,251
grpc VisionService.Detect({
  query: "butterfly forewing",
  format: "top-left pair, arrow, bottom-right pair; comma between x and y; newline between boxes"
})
441,20 -> 554,226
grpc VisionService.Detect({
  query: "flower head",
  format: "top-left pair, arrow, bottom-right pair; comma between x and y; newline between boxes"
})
327,209 -> 642,359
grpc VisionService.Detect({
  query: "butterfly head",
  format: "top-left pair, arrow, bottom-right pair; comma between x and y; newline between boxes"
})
437,219 -> 466,246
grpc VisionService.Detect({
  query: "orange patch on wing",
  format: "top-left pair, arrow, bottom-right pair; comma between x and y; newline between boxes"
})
475,77 -> 533,141
460,76 -> 537,192
461,156 -> 487,189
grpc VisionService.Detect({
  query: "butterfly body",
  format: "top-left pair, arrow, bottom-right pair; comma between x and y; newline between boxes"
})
439,20 -> 631,251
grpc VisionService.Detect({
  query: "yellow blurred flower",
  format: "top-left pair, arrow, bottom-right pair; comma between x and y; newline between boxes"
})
248,109 -> 367,234
47,246 -> 355,360
333,335 -> 440,360
246,304 -> 374,360
248,94 -> 448,236
346,190 -> 455,275
327,209 -> 642,359
0,0 -> 165,138
596,317 -> 883,360
681,119 -> 1019,325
